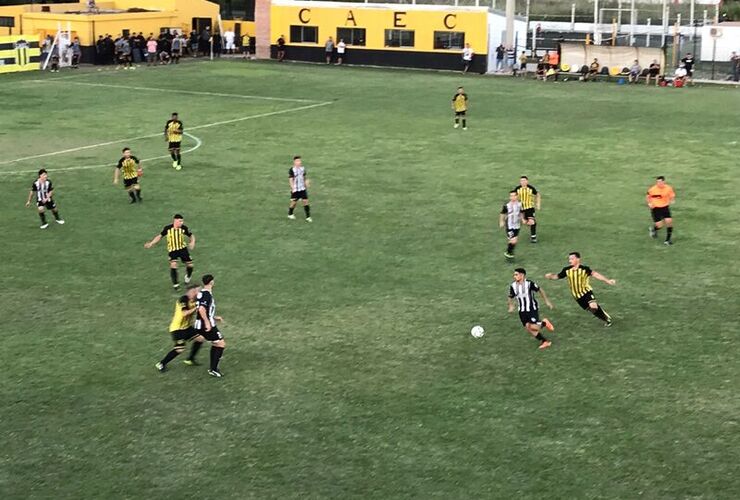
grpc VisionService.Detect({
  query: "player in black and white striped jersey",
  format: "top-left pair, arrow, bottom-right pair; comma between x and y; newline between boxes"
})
25,169 -> 65,229
194,274 -> 226,378
287,156 -> 312,222
507,268 -> 555,350
499,190 -> 524,259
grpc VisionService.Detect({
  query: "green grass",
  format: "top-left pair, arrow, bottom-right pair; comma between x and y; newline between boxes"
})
1,60 -> 739,499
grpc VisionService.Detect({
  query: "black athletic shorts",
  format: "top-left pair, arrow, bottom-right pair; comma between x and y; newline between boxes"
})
199,327 -> 224,342
123,177 -> 138,188
168,248 -> 192,262
168,141 -> 182,149
575,291 -> 597,310
651,206 -> 671,222
649,69 -> 659,76
171,327 -> 199,346
506,227 -> 520,239
519,309 -> 540,326
523,208 -> 536,220
455,111 -> 466,116
37,200 -> 57,210
291,190 -> 308,200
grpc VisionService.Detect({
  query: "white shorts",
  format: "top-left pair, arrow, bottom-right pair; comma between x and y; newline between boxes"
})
225,41 -> 236,50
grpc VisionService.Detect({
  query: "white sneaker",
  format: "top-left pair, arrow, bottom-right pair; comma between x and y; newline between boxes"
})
463,127 -> 468,131
184,274 -> 191,284
306,217 -> 313,222
453,123 -> 459,129
55,219 -> 65,225
40,223 -> 49,229
287,214 -> 296,220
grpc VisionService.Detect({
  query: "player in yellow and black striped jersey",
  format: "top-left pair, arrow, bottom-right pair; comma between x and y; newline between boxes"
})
113,147 -> 142,203
545,252 -> 616,327
451,87 -> 468,130
156,284 -> 206,372
144,214 -> 197,290
164,112 -> 184,169
515,176 -> 541,243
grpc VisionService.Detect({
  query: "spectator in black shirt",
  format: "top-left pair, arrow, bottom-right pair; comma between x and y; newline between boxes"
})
681,53 -> 695,79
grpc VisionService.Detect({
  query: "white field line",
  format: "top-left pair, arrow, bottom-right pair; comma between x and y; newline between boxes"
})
0,132 -> 202,176
33,79 -> 321,103
0,101 -> 332,173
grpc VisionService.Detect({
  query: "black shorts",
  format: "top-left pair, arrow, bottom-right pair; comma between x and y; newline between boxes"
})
123,177 -> 139,188
291,190 -> 308,200
168,248 -> 192,263
37,200 -> 57,210
575,291 -> 597,310
651,206 -> 671,222
520,63 -> 527,70
522,208 -> 536,220
506,227 -> 520,239
649,69 -> 659,77
199,327 -> 223,342
455,110 -> 466,116
170,327 -> 199,345
168,141 -> 182,149
519,309 -> 540,326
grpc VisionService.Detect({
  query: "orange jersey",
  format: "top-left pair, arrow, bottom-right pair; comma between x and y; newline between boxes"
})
647,184 -> 675,208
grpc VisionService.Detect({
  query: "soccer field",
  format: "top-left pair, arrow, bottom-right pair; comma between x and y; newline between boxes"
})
1,61 -> 739,499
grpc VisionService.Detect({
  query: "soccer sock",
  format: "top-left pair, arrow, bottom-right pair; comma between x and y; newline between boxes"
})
666,227 -> 673,241
186,266 -> 194,278
135,188 -> 142,200
462,119 -> 467,128
592,306 -> 611,323
170,268 -> 178,285
455,117 -> 459,125
187,341 -> 202,361
506,243 -> 515,254
304,205 -> 311,218
176,152 -> 182,165
39,212 -> 47,224
128,191 -> 137,201
288,206 -> 295,216
160,348 -> 181,366
210,346 -> 224,371
535,332 -> 548,342
654,223 -> 661,233
531,223 -> 537,237
170,151 -> 177,161
52,210 -> 61,220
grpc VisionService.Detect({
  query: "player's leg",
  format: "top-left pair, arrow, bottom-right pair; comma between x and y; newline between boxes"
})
454,112 -> 460,129
169,259 -> 180,288
302,197 -> 311,221
208,336 -> 226,377
650,209 -> 664,238
50,203 -> 64,224
288,198 -> 298,219
587,299 -> 612,326
169,145 -> 178,168
184,334 -> 204,365
461,111 -> 467,130
158,337 -> 186,371
37,205 -> 48,228
524,321 -> 551,349
663,216 -> 673,244
184,256 -> 194,284
505,232 -> 518,258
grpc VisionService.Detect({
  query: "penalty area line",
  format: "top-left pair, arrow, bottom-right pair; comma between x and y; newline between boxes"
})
0,101 -> 332,173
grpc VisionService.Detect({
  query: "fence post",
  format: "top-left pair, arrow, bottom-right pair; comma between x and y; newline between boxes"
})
571,3 -> 576,32
646,18 -> 651,47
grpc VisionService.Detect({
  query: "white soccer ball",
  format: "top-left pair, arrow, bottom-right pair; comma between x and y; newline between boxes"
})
470,325 -> 485,338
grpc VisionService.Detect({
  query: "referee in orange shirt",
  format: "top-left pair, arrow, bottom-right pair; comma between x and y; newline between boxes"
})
647,176 -> 676,245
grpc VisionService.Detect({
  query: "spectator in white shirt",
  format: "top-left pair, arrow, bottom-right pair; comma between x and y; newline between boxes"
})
674,63 -> 687,84
462,43 -> 474,74
336,39 -> 346,65
224,29 -> 235,54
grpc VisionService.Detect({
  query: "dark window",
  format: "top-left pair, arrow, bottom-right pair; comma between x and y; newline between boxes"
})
385,29 -> 414,48
336,27 -> 366,46
0,17 -> 15,28
290,25 -> 318,43
122,29 -> 131,37
433,31 -> 465,50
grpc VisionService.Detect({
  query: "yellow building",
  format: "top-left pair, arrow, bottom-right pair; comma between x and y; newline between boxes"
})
268,0 -> 490,72
0,0 -> 219,63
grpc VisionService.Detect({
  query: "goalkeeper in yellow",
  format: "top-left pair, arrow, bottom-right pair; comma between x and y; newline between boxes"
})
452,86 -> 468,130
113,147 -> 143,203
156,284 -> 205,372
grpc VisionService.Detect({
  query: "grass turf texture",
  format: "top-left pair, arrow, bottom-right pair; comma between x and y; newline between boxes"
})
1,61 -> 738,499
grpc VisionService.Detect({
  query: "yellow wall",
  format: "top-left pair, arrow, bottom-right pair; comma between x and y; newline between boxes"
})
222,20 -> 256,38
270,2 -> 488,54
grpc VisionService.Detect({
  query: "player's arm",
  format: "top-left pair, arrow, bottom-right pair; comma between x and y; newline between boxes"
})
188,233 -> 196,250
544,268 -> 566,280
144,234 -> 162,248
538,287 -> 554,309
591,271 -> 616,285
498,213 -> 505,228
536,192 -> 541,210
668,188 -> 676,205
25,189 -> 34,207
289,172 -> 295,192
507,296 -> 516,313
113,165 -> 120,184
645,191 -> 653,208
163,122 -> 169,141
46,187 -> 54,202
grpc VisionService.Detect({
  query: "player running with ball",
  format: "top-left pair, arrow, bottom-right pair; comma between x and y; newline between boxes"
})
508,268 -> 555,350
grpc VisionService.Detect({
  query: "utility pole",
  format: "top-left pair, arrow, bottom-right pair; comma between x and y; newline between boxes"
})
505,0 -> 515,49
593,0 -> 600,45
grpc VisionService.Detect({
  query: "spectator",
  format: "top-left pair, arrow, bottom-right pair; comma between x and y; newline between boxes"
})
95,35 -> 104,64
146,36 -> 158,66
224,28 -> 235,54
41,35 -> 52,63
673,63 -> 688,86
133,32 -> 145,63
171,33 -> 183,63
49,46 -> 60,72
461,42 -> 473,73
241,33 -> 251,58
159,49 -> 171,65
324,36 -> 334,64
277,34 -> 286,62
518,50 -> 527,76
680,52 -> 694,80
646,59 -> 661,86
336,38 -> 346,65
542,50 -> 550,69
199,27 -> 210,57
628,59 -> 641,83
189,31 -> 199,57
71,37 -> 81,68
495,44 -> 504,72
549,50 -> 559,71
506,46 -> 516,74
104,34 -> 114,64
120,36 -> 132,69
212,31 -> 222,57
732,51 -> 740,81
586,58 -> 600,81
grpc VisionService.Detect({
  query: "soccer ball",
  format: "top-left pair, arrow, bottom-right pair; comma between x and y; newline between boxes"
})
470,325 -> 485,338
